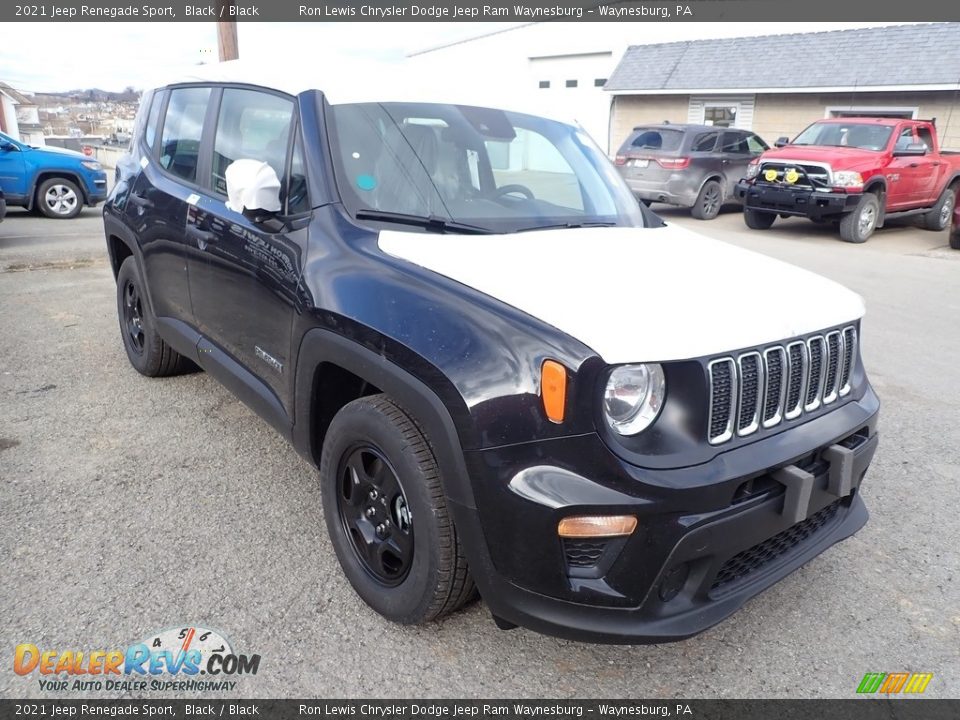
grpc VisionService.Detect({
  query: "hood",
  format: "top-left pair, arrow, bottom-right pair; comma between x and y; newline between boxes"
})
30,144 -> 88,160
762,145 -> 881,167
378,224 -> 864,364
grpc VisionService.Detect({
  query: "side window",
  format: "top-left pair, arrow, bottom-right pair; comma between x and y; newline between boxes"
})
286,130 -> 310,215
144,90 -> 164,151
159,87 -> 211,183
745,134 -> 768,155
212,88 -> 293,196
692,132 -> 719,152
720,131 -> 748,154
894,127 -> 915,151
917,126 -> 934,151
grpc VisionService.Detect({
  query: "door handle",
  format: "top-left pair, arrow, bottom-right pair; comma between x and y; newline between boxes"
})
127,192 -> 153,209
186,226 -> 217,248
909,162 -> 919,168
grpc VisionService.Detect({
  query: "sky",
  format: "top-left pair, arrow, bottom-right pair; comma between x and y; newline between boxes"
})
0,21 -> 918,94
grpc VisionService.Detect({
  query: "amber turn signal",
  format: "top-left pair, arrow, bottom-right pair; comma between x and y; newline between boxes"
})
541,359 -> 567,424
557,515 -> 638,538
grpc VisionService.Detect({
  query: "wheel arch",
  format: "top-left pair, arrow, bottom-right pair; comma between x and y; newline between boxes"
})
30,170 -> 89,209
862,176 -> 887,227
293,327 -> 477,509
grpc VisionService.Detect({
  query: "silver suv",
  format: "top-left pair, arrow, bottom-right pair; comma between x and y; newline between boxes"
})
615,124 -> 768,220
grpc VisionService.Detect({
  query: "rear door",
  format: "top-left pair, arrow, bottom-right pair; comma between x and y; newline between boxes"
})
184,86 -> 309,416
125,86 -> 211,325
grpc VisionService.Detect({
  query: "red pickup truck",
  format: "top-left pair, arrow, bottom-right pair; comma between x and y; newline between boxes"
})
736,117 -> 960,243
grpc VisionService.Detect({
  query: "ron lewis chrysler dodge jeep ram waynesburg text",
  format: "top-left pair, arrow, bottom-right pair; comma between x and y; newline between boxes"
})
102,65 -> 880,643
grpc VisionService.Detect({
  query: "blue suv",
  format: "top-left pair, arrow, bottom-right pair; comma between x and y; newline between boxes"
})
0,130 -> 108,218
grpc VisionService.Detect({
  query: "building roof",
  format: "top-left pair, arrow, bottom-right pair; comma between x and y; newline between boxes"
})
0,81 -> 35,106
605,23 -> 960,93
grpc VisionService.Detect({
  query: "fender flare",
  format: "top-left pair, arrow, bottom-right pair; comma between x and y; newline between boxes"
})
102,211 -> 159,319
292,327 -> 476,509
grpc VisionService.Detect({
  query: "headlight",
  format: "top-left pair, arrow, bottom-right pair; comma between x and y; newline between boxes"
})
832,170 -> 863,189
746,161 -> 760,179
81,161 -> 102,171
603,363 -> 666,436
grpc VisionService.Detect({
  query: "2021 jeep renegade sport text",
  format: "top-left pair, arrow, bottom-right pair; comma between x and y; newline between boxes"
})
102,66 -> 880,643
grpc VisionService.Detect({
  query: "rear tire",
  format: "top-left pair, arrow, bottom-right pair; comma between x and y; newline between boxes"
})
691,180 -> 722,220
744,207 -> 776,230
36,177 -> 83,219
320,395 -> 475,624
839,193 -> 880,243
116,257 -> 194,377
923,184 -> 956,231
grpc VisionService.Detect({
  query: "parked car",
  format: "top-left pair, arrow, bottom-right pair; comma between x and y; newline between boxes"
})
0,187 -> 6,222
614,124 -> 769,219
0,131 -> 108,219
951,185 -> 960,250
736,117 -> 960,243
104,69 -> 879,643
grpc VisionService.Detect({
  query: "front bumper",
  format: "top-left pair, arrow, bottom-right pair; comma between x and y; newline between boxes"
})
736,180 -> 860,218
455,386 -> 879,643
84,172 -> 109,205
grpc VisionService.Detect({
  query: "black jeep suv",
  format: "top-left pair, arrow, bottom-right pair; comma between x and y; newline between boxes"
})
102,69 -> 879,643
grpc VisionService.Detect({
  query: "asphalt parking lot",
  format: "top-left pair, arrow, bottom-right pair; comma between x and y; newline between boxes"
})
1,203 -> 958,699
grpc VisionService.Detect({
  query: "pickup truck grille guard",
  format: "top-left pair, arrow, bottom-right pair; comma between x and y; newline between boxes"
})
707,326 -> 856,445
757,160 -> 832,190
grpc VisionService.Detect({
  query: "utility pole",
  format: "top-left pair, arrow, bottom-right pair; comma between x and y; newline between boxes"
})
215,0 -> 239,61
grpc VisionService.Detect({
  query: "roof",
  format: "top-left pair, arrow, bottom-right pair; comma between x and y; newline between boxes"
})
0,81 -> 35,106
605,23 -> 960,93
161,60 -> 581,125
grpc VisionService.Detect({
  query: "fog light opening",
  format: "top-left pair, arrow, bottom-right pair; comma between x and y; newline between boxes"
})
557,515 -> 637,538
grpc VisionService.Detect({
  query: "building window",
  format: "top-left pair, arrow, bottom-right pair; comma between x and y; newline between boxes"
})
565,80 -> 578,88
538,81 -> 550,89
704,105 -> 737,128
594,78 -> 607,87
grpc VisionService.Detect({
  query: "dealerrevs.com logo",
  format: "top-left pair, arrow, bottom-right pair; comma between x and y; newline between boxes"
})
13,626 -> 261,692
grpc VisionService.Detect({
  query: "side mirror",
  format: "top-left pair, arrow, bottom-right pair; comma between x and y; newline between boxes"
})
224,159 -> 282,217
893,143 -> 927,157
774,136 -> 790,148
0,141 -> 18,152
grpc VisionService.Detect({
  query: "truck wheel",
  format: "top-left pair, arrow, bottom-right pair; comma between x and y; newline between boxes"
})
37,178 -> 83,219
744,208 -> 776,230
691,180 -> 722,220
116,257 -> 193,377
839,194 -> 880,243
320,395 -> 475,624
922,185 -> 956,231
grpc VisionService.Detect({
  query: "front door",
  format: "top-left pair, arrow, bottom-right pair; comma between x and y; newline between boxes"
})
185,87 -> 307,415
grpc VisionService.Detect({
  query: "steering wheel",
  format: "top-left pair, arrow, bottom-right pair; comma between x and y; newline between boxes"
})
494,184 -> 536,201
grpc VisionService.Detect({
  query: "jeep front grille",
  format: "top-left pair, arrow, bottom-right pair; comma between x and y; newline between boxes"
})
707,326 -> 857,445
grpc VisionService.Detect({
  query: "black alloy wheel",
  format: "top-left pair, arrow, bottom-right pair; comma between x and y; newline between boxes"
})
123,276 -> 146,355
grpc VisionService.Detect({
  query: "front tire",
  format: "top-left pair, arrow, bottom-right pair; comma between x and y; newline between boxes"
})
36,177 -> 83,219
691,180 -> 722,220
744,207 -> 776,229
923,184 -> 956,231
116,257 -> 193,377
320,395 -> 475,624
839,193 -> 881,243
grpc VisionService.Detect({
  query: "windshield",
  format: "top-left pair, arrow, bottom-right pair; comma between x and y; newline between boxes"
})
325,102 -> 644,234
792,122 -> 893,151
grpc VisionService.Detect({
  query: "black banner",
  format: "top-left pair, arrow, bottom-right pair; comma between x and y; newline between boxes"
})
5,0 -> 960,22
1,700 -> 959,719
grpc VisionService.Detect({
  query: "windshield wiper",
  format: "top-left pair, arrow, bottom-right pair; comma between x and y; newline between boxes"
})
354,209 -> 493,235
515,221 -> 618,233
